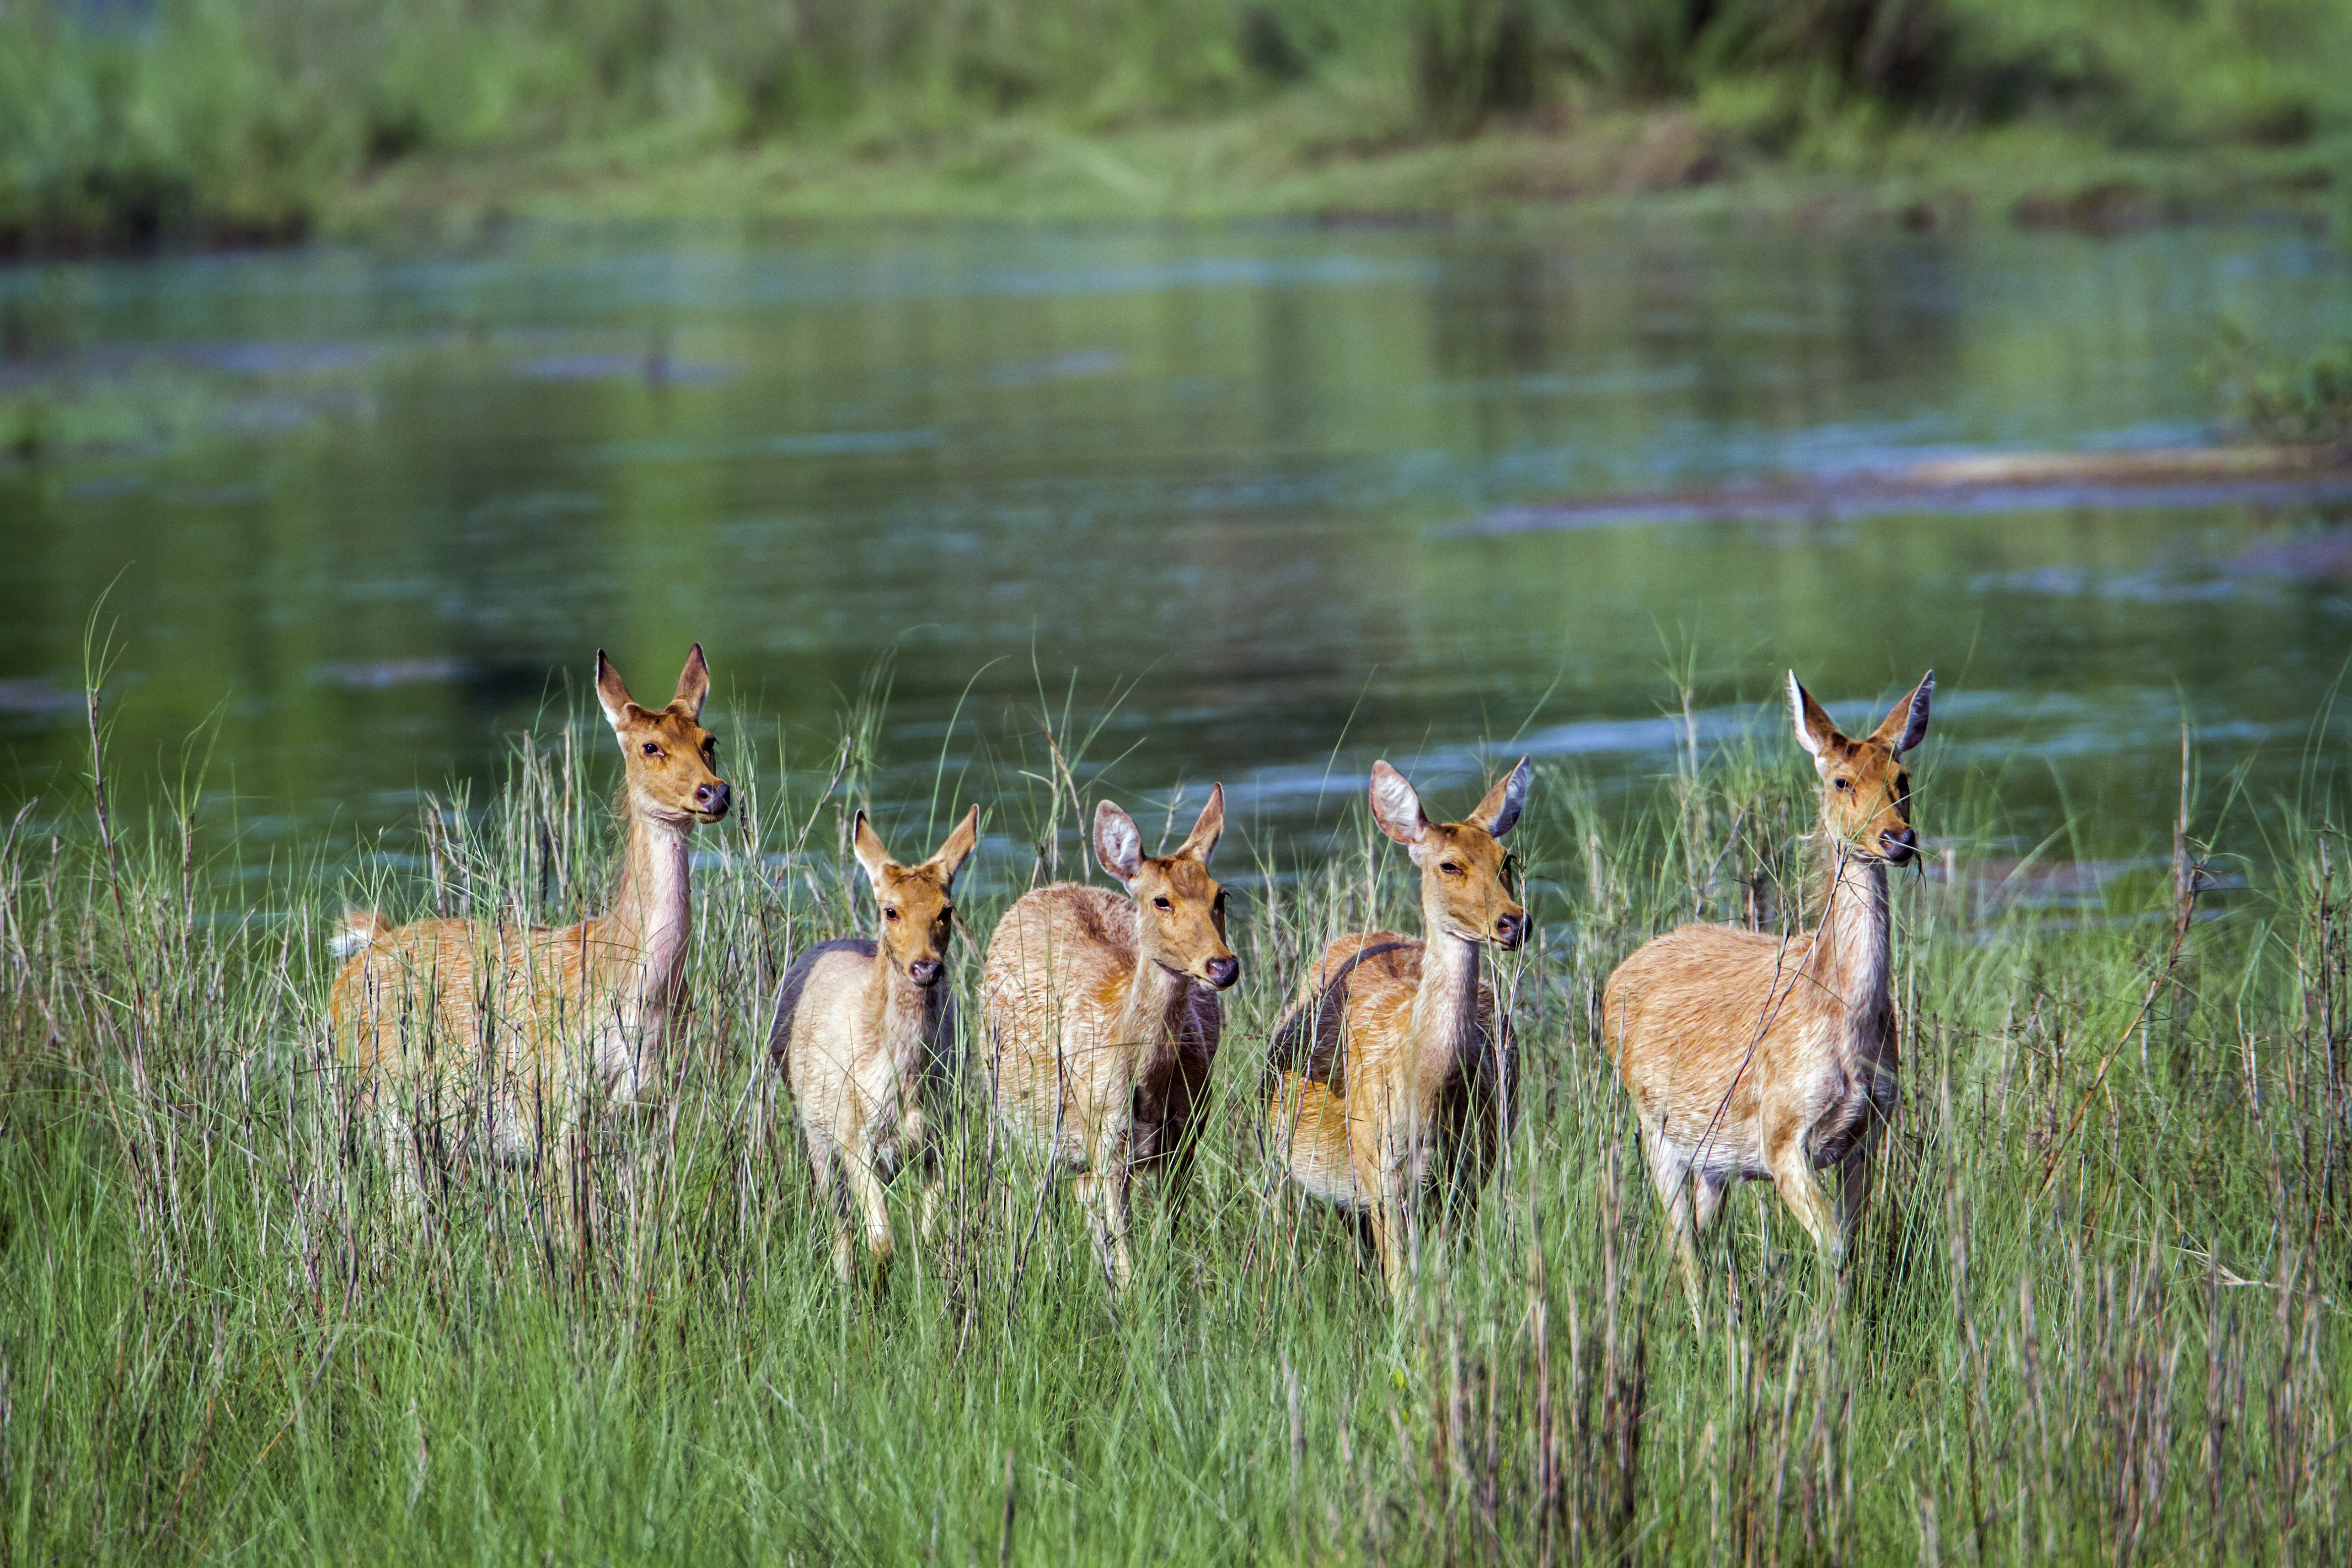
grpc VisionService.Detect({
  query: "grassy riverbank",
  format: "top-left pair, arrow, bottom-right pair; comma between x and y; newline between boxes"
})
3,671 -> 2347,1562
3,0 -> 2350,249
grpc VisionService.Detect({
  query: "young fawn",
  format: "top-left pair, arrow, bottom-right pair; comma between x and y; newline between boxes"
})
329,646 -> 731,1248
1602,670 -> 1932,1323
982,786 -> 1237,1292
1265,759 -> 1531,1295
771,806 -> 979,1289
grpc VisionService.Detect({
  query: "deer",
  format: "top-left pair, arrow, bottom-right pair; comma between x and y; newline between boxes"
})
1601,670 -> 1932,1325
1263,758 -> 1532,1296
981,785 -> 1237,1294
328,645 -> 730,1251
770,805 -> 980,1290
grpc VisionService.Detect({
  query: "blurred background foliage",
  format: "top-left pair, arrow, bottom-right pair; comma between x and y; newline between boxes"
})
0,0 -> 2348,248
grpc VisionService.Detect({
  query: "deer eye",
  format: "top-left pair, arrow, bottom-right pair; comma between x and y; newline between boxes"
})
1438,861 -> 1464,876
641,742 -> 662,757
884,907 -> 901,923
1834,778 -> 1852,792
1152,896 -> 1173,912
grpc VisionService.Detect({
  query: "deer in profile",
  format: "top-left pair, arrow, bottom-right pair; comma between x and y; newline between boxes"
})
982,786 -> 1237,1293
1602,670 -> 1932,1325
771,806 -> 979,1290
329,646 -> 731,1250
1264,758 -> 1531,1295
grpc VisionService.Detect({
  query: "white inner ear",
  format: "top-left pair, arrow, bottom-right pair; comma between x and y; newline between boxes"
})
1370,769 -> 1427,843
1787,671 -> 1824,759
853,825 -> 893,883
1096,808 -> 1144,883
1487,762 -> 1531,838
1894,672 -> 1935,755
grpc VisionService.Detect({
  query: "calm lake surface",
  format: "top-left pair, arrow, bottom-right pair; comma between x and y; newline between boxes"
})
1,217 -> 2348,884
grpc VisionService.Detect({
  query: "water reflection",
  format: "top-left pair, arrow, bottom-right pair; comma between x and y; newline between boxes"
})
0,218 -> 2347,876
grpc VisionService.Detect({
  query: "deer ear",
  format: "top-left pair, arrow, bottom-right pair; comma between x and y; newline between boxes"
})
1094,800 -> 1144,884
595,651 -> 637,732
926,805 -> 980,886
672,643 -> 711,719
1369,762 -> 1429,846
1175,783 -> 1224,866
1787,671 -> 1841,760
851,811 -> 894,883
1473,757 -> 1533,839
1870,670 -> 1934,756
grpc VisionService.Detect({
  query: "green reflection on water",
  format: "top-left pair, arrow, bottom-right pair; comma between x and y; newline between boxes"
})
1,218 -> 2348,868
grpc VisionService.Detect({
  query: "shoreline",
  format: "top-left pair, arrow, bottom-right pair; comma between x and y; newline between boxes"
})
5,107 -> 2346,263
1460,445 -> 2352,535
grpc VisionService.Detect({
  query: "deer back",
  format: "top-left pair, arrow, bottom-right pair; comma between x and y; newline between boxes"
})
983,886 -> 1138,1133
1602,922 -> 1843,1168
331,915 -> 615,1090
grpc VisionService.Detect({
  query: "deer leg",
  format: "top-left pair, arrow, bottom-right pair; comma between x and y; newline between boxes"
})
1835,1144 -> 1873,1258
1371,1127 -> 1422,1299
542,1120 -> 590,1267
1073,1168 -> 1132,1293
1690,1168 -> 1728,1236
1367,1190 -> 1408,1297
804,1129 -> 857,1287
1646,1142 -> 1710,1329
374,1094 -> 429,1243
910,1111 -> 944,1246
1768,1136 -> 1842,1266
1074,1118 -> 1134,1294
1154,1122 -> 1201,1244
842,1151 -> 896,1296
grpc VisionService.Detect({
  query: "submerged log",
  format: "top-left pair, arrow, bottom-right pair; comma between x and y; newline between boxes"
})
1461,444 -> 2352,534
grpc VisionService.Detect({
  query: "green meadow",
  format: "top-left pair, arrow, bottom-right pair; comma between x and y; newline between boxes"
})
3,665 -> 2347,1562
3,0 -> 2351,247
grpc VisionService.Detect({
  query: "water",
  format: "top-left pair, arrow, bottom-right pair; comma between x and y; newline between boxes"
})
1,217 -> 2348,879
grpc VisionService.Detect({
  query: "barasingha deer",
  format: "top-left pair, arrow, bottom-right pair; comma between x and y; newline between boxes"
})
982,786 -> 1237,1293
1264,758 -> 1532,1295
329,646 -> 731,1250
1602,670 -> 1932,1324
771,806 -> 979,1290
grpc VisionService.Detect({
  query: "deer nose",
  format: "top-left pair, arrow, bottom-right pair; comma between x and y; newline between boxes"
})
1880,825 -> 1917,864
694,780 -> 731,817
1204,955 -> 1240,991
908,957 -> 943,987
1493,911 -> 1526,950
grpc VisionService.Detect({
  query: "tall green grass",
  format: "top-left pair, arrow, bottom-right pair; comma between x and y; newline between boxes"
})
1,0 -> 2346,248
2213,322 -> 2352,452
1,670 -> 2348,1562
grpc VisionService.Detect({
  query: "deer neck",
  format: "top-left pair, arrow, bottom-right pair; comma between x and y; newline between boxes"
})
1115,938 -> 1194,1056
600,807 -> 695,1013
1807,839 -> 1892,1043
1409,910 -> 1486,1074
862,947 -> 947,1057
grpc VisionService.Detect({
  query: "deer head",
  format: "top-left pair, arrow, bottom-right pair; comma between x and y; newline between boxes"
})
1094,785 -> 1239,992
1369,758 -> 1532,950
1789,669 -> 1933,866
854,806 -> 980,988
596,645 -> 731,826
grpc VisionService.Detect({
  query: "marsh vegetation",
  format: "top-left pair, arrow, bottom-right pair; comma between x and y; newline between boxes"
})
3,662 -> 2347,1562
2,0 -> 2348,247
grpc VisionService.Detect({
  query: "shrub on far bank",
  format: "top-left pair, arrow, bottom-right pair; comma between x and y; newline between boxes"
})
1411,0 -> 2345,151
2214,323 -> 2352,452
0,0 -> 2345,251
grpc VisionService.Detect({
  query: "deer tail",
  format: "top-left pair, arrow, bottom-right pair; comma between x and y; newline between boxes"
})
329,908 -> 386,960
